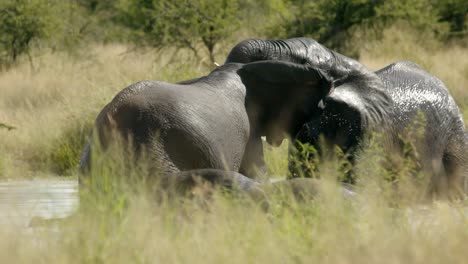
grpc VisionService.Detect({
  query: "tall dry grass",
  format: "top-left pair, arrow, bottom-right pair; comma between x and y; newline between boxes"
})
0,30 -> 467,263
0,154 -> 467,263
0,29 -> 466,177
0,45 -> 211,177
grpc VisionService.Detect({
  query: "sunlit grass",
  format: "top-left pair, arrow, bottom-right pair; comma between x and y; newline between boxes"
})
0,31 -> 467,263
0,152 -> 467,263
0,45 -> 210,177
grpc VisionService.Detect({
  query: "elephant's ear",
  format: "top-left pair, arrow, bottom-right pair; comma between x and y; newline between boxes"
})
238,60 -> 333,97
323,80 -> 392,134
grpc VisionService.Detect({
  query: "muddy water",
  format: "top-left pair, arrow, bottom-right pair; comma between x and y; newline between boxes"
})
0,180 -> 78,227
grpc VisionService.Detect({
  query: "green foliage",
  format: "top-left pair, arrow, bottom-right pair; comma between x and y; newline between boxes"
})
288,140 -> 354,183
268,0 -> 453,57
287,111 -> 430,203
434,0 -> 468,36
47,120 -> 93,176
76,0 -> 115,13
0,0 -> 127,67
116,0 -> 241,63
355,123 -> 429,205
72,0 -> 129,43
47,2 -> 92,51
0,0 -> 465,64
0,0 -> 61,68
288,141 -> 320,178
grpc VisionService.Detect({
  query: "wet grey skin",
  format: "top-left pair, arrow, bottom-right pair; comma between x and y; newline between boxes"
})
79,60 -> 333,194
160,169 -> 357,203
226,38 -> 468,198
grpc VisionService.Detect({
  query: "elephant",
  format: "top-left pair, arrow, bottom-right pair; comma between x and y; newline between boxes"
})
159,169 -> 357,202
225,37 -> 468,198
78,60 -> 334,195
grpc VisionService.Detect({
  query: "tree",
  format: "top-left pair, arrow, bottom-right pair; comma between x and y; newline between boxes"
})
268,0 -> 448,57
117,0 -> 241,63
0,0 -> 60,68
433,0 -> 468,37
73,0 -> 126,42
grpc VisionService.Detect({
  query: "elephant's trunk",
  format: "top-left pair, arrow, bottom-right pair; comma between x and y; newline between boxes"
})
225,38 -> 306,64
225,38 -> 375,81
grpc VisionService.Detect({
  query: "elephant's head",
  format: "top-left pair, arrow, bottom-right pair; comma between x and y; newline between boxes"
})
237,60 -> 333,146
226,38 -> 388,144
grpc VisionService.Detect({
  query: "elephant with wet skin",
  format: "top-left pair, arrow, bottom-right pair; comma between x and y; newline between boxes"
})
78,60 -> 333,194
226,38 -> 468,198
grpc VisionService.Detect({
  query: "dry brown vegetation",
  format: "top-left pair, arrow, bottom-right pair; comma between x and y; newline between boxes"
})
0,45 -> 209,177
0,29 -> 467,263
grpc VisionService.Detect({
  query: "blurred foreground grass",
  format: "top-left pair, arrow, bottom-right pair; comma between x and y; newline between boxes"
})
0,152 -> 467,263
0,30 -> 467,263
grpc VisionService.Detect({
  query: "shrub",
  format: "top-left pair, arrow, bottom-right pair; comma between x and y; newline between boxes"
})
0,0 -> 61,68
47,120 -> 93,176
116,0 -> 241,63
268,0 -> 449,57
434,0 -> 468,36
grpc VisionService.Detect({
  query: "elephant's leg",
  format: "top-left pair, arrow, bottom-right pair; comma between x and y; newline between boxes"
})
426,131 -> 468,199
443,155 -> 466,199
443,133 -> 468,199
160,169 -> 266,203
423,155 -> 448,199
268,178 -> 358,201
78,142 -> 91,176
239,136 -> 267,178
168,169 -> 261,191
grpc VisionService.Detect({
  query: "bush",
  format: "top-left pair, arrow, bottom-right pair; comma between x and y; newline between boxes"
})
268,0 -> 450,57
0,0 -> 61,68
47,120 -> 93,176
116,0 -> 241,63
434,0 -> 468,36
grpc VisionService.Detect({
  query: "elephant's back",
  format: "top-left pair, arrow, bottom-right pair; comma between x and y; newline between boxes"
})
100,79 -> 249,173
376,61 -> 453,102
376,61 -> 452,104
375,61 -> 465,158
376,61 -> 463,127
